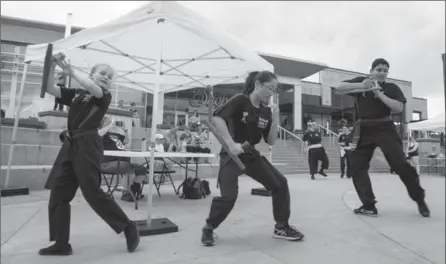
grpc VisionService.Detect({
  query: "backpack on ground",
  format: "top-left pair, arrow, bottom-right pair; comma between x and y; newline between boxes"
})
202,180 -> 211,195
181,178 -> 206,199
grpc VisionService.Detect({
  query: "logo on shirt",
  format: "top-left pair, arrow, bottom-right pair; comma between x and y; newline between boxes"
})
71,93 -> 80,103
241,112 -> 248,123
257,117 -> 269,129
109,135 -> 125,150
82,94 -> 93,103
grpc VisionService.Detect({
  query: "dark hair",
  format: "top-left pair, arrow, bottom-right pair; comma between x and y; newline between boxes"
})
371,58 -> 390,70
243,71 -> 277,95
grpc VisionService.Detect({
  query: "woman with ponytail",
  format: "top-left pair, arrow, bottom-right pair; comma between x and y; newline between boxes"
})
201,71 -> 304,247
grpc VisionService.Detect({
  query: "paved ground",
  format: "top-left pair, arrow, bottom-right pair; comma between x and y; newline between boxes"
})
1,173 -> 444,264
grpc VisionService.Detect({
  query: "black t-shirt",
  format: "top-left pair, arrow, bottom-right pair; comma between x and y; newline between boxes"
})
213,93 -> 272,147
338,133 -> 352,146
102,132 -> 130,162
58,85 -> 112,132
343,76 -> 406,119
302,131 -> 322,145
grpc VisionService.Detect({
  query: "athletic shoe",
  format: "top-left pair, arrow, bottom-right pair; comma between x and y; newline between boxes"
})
353,205 -> 378,217
201,228 -> 217,246
273,225 -> 304,241
417,200 -> 430,217
38,243 -> 72,256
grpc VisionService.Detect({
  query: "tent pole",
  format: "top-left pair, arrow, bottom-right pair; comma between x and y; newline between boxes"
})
4,63 -> 29,189
146,18 -> 165,227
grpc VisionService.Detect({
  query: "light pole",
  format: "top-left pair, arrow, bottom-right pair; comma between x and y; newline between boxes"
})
442,53 -> 445,115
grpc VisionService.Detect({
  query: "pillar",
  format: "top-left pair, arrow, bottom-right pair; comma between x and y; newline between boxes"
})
293,80 -> 302,130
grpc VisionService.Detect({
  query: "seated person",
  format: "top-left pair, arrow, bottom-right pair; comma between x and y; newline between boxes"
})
188,111 -> 200,132
99,117 -> 147,202
194,127 -> 212,163
163,127 -> 180,152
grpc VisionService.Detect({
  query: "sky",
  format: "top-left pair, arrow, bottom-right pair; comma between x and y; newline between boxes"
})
1,1 -> 445,118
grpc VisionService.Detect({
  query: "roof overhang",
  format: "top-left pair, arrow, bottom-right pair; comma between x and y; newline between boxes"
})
259,52 -> 328,80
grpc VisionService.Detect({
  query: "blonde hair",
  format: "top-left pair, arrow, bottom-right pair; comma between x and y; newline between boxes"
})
90,63 -> 114,75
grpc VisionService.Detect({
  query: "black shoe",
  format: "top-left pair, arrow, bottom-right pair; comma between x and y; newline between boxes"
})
121,193 -> 135,202
201,228 -> 217,246
38,243 -> 72,256
273,225 -> 304,241
319,170 -> 327,177
417,200 -> 430,217
311,175 -> 315,180
124,221 -> 140,253
340,173 -> 345,178
353,205 -> 378,217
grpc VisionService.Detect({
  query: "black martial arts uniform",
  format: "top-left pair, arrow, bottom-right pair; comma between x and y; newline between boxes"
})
202,93 -> 303,246
302,130 -> 329,179
45,130 -> 69,190
41,85 -> 138,255
344,76 -> 428,217
338,132 -> 353,178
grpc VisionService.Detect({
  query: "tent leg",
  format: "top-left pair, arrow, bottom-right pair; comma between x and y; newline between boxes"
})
134,19 -> 177,237
2,63 -> 30,197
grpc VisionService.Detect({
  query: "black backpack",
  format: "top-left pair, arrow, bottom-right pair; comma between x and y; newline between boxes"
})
181,178 -> 209,199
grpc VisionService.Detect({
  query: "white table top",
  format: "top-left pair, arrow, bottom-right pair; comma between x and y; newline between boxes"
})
104,150 -> 216,158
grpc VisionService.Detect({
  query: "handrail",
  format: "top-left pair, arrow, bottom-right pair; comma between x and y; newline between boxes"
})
277,125 -> 305,154
277,125 -> 303,141
315,123 -> 339,137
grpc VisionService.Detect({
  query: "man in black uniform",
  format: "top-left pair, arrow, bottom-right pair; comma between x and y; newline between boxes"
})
338,126 -> 353,178
302,122 -> 329,180
53,72 -> 65,111
38,53 -> 139,256
201,71 -> 304,246
336,58 -> 429,218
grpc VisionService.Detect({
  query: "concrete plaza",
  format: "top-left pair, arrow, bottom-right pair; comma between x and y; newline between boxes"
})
1,173 -> 444,264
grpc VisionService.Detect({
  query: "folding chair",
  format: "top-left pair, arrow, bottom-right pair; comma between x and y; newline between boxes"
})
100,160 -> 139,209
141,158 -> 177,196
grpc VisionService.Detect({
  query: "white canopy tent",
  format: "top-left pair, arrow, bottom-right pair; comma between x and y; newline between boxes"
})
5,1 -> 274,227
408,113 -> 445,133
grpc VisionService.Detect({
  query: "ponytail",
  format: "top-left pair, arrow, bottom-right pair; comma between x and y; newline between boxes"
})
243,71 -> 259,95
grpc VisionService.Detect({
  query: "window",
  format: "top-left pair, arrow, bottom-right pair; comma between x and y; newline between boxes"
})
412,111 -> 421,121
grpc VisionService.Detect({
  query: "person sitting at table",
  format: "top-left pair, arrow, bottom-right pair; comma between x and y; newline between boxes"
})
163,127 -> 180,152
195,127 -> 212,163
99,116 -> 147,202
189,111 -> 201,132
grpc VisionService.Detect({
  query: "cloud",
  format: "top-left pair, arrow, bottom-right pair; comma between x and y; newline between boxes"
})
2,1 -> 445,117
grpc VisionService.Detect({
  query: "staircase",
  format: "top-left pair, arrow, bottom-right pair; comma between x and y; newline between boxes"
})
254,136 -> 392,176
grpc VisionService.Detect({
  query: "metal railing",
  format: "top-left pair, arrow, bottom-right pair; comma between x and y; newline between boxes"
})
277,125 -> 305,154
315,123 -> 339,149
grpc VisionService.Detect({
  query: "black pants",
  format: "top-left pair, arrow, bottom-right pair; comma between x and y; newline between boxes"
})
340,149 -> 352,177
54,99 -> 63,111
48,133 -> 130,243
205,149 -> 290,229
45,144 -> 69,190
308,147 -> 329,174
350,122 -> 425,207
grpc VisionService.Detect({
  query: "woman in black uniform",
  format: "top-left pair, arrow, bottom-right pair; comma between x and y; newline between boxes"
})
38,53 -> 139,256
302,122 -> 329,180
201,71 -> 304,246
336,58 -> 429,218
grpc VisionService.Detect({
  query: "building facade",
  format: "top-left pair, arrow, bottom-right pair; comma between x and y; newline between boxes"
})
1,16 -> 428,134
